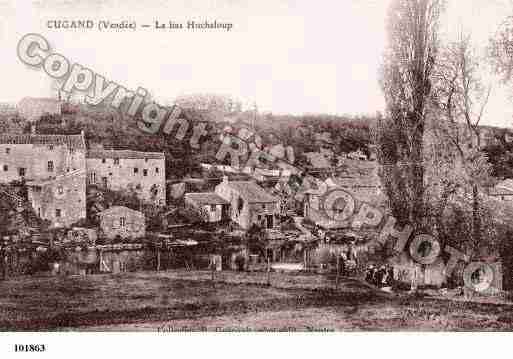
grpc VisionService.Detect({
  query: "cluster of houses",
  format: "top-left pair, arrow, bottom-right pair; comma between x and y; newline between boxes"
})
0,127 -> 166,239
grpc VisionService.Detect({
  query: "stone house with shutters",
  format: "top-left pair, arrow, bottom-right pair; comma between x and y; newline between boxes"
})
0,131 -> 86,183
86,150 -> 166,206
98,206 -> 146,240
214,177 -> 279,230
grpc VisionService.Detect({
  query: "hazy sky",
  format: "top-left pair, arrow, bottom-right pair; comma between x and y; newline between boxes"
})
1,0 -> 513,126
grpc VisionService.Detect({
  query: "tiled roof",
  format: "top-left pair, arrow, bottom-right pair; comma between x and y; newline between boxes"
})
87,150 -> 165,160
98,205 -> 144,216
225,181 -> 278,203
185,192 -> 229,205
0,134 -> 85,149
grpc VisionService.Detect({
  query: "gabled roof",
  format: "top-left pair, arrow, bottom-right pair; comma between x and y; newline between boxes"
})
87,149 -> 165,160
98,206 -> 144,216
0,134 -> 86,149
223,181 -> 278,203
185,192 -> 229,205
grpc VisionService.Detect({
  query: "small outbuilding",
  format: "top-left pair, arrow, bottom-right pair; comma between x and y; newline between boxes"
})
98,206 -> 145,240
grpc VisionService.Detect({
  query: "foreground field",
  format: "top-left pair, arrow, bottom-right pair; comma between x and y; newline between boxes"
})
1,270 -> 513,331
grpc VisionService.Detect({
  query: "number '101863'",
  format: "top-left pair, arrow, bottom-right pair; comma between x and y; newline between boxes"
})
14,344 -> 46,352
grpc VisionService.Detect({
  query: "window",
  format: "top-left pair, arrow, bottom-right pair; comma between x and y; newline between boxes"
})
114,158 -> 119,165
90,172 -> 96,184
57,186 -> 64,195
102,158 -> 106,164
18,168 -> 25,177
3,165 -> 7,172
134,167 -> 139,174
144,158 -> 148,162
143,169 -> 148,177
5,148 -> 10,154
120,217 -> 126,227
48,145 -> 54,151
155,167 -> 159,174
102,177 -> 108,187
210,204 -> 216,212
237,197 -> 244,213
109,172 -> 113,176
55,209 -> 62,218
48,161 -> 54,172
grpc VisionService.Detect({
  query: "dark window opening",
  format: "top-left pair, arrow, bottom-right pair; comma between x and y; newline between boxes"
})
3,165 -> 7,172
266,215 -> 274,229
55,209 -> 62,218
48,161 -> 54,172
18,168 -> 25,177
134,167 -> 139,174
237,197 -> 244,213
143,169 -> 148,176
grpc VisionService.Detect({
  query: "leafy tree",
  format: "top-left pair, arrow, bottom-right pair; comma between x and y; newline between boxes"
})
377,0 -> 444,230
431,32 -> 494,253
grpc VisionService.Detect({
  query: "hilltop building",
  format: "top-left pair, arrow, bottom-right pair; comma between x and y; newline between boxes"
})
18,97 -> 63,121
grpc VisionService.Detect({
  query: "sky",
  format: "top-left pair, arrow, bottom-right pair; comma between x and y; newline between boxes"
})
1,0 -> 513,126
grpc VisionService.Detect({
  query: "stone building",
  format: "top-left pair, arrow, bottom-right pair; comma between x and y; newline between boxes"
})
86,149 -> 166,206
98,206 -> 146,240
215,177 -> 279,230
184,192 -> 229,223
26,170 -> 87,228
0,131 -> 86,183
18,97 -> 63,121
0,131 -> 87,228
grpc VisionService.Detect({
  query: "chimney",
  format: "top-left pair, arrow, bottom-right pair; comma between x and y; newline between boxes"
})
30,125 -> 36,135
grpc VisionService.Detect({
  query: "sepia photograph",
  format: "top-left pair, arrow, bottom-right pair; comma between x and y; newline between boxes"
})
2,0 -> 513,355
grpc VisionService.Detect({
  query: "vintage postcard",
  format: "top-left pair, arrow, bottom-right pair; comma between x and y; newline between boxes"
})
1,0 -> 513,355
